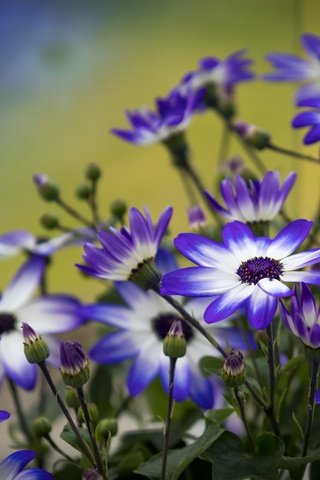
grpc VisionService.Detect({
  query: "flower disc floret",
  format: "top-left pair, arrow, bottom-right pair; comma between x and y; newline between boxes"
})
237,256 -> 283,284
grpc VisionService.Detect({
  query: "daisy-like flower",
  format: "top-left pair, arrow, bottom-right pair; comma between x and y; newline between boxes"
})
280,283 -> 320,350
161,220 -> 320,329
82,281 -> 247,409
111,89 -> 203,146
77,207 -> 173,289
0,255 -> 83,389
0,411 -> 52,479
265,33 -> 320,103
292,97 -> 320,145
205,171 -> 297,223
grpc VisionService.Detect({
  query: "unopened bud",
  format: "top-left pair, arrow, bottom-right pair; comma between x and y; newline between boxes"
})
33,174 -> 60,202
22,323 -> 50,364
64,387 -> 80,410
78,402 -> 99,427
95,418 -> 118,442
76,184 -> 91,200
60,341 -> 90,388
188,205 -> 207,231
163,320 -> 187,358
32,416 -> 52,438
82,469 -> 102,480
85,163 -> 101,182
233,120 -> 271,150
221,350 -> 246,387
110,199 -> 127,220
40,214 -> 59,230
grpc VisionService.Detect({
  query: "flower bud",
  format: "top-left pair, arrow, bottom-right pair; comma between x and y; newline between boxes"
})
32,416 -> 52,438
85,163 -> 101,181
233,120 -> 271,150
33,174 -> 60,202
95,418 -> 118,442
64,387 -> 80,410
60,341 -> 90,389
163,320 -> 187,358
76,184 -> 91,200
78,402 -> 99,427
110,199 -> 127,220
22,323 -> 50,364
40,213 -> 59,230
222,349 -> 246,387
82,469 -> 102,480
188,205 -> 207,231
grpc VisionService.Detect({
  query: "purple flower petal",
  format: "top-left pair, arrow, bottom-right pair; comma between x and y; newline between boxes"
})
304,124 -> 320,145
246,287 -> 278,329
81,303 -> 131,328
309,324 -> 320,348
204,283 -> 255,323
222,221 -> 256,261
257,278 -> 292,297
0,450 -> 35,480
189,368 -> 214,409
154,206 -> 173,245
280,270 -> 320,284
89,331 -> 140,364
292,111 -> 320,128
266,219 -> 312,259
302,33 -> 320,60
0,231 -> 35,259
15,468 -> 53,480
281,249 -> 320,270
127,343 -> 161,395
0,410 -> 10,424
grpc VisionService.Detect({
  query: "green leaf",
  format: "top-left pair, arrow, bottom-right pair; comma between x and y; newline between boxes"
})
199,356 -> 224,377
310,460 -> 320,479
54,464 -> 81,480
89,364 -> 113,417
135,420 -> 224,480
204,431 -> 285,480
60,424 -> 91,455
204,408 -> 234,425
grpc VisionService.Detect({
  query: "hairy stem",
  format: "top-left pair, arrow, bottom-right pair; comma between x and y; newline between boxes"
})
161,358 -> 177,480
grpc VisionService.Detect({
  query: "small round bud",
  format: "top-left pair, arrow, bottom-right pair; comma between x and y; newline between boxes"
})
163,320 -> 187,358
110,199 -> 127,220
78,402 -> 99,427
76,184 -> 91,200
64,387 -> 80,410
40,214 -> 59,230
233,120 -> 271,150
32,416 -> 52,438
188,205 -> 207,231
95,418 -> 118,442
85,163 -> 101,181
221,349 -> 246,387
60,341 -> 90,389
22,323 -> 50,364
33,174 -> 60,202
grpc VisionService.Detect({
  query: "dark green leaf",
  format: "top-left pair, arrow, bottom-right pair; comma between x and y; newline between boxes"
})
199,356 -> 224,377
60,424 -> 91,454
89,364 -> 113,417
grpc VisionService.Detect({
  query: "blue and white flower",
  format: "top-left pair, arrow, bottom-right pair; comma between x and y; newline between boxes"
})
78,207 -> 173,285
111,89 -> 203,146
280,283 -> 320,349
161,220 -> 320,329
0,255 -> 83,389
265,33 -> 320,103
82,282 -> 246,409
0,409 -> 10,424
292,97 -> 320,145
205,171 -> 297,223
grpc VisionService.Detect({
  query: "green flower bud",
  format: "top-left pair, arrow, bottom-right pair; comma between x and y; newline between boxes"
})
95,418 -> 118,442
110,199 -> 127,220
163,320 -> 187,358
221,349 -> 246,387
233,120 -> 271,150
60,341 -> 90,389
76,184 -> 91,200
22,323 -> 50,364
40,213 -> 59,230
32,416 -> 52,438
64,387 -> 80,410
78,402 -> 99,428
85,163 -> 101,181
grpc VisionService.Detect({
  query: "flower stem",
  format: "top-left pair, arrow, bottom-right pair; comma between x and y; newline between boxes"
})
7,378 -> 33,443
233,387 -> 255,453
77,386 -> 107,480
89,179 -> 101,226
266,323 -> 277,415
161,357 -> 177,480
267,143 -> 320,165
44,434 -> 78,464
302,358 -> 320,456
56,197 -> 95,229
38,361 -> 96,468
218,123 -> 230,166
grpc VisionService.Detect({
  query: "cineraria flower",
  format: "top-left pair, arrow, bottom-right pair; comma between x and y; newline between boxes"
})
292,98 -> 320,145
280,283 -> 320,349
78,206 -> 173,288
161,220 -> 320,329
111,89 -> 203,146
0,255 -> 83,389
179,50 -> 254,102
0,411 -> 52,479
82,282 -> 247,409
205,171 -> 297,223
265,33 -> 320,102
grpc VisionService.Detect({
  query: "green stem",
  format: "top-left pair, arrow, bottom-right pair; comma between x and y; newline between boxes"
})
302,358 -> 320,456
89,179 -> 100,226
161,358 -> 177,480
7,378 -> 33,443
77,387 -> 107,480
218,123 -> 230,166
267,323 -> 277,414
56,197 -> 95,229
234,387 -> 255,453
44,434 -> 78,464
267,143 -> 320,165
38,362 -> 96,467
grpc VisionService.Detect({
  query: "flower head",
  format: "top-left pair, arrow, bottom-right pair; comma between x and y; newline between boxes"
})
265,33 -> 320,103
161,220 -> 320,329
205,171 -> 297,223
0,256 -> 83,389
292,97 -> 320,145
60,341 -> 90,388
111,89 -> 203,146
280,283 -> 320,350
78,206 -> 172,288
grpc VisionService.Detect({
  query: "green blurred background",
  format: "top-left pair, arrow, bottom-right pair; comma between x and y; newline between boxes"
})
1,0 -> 320,300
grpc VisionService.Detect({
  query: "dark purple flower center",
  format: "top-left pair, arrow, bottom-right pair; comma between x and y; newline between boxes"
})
152,314 -> 194,342
237,256 -> 282,284
0,313 -> 16,335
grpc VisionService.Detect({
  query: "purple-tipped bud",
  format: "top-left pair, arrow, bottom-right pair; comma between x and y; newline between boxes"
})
221,349 -> 246,387
60,341 -> 90,388
22,323 -> 50,364
33,173 -> 60,202
33,173 -> 49,187
188,205 -> 207,230
220,155 -> 246,176
82,470 -> 102,480
232,120 -> 271,150
163,320 -> 187,358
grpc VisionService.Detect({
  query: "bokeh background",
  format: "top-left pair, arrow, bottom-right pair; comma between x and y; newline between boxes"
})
1,0 -> 320,457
